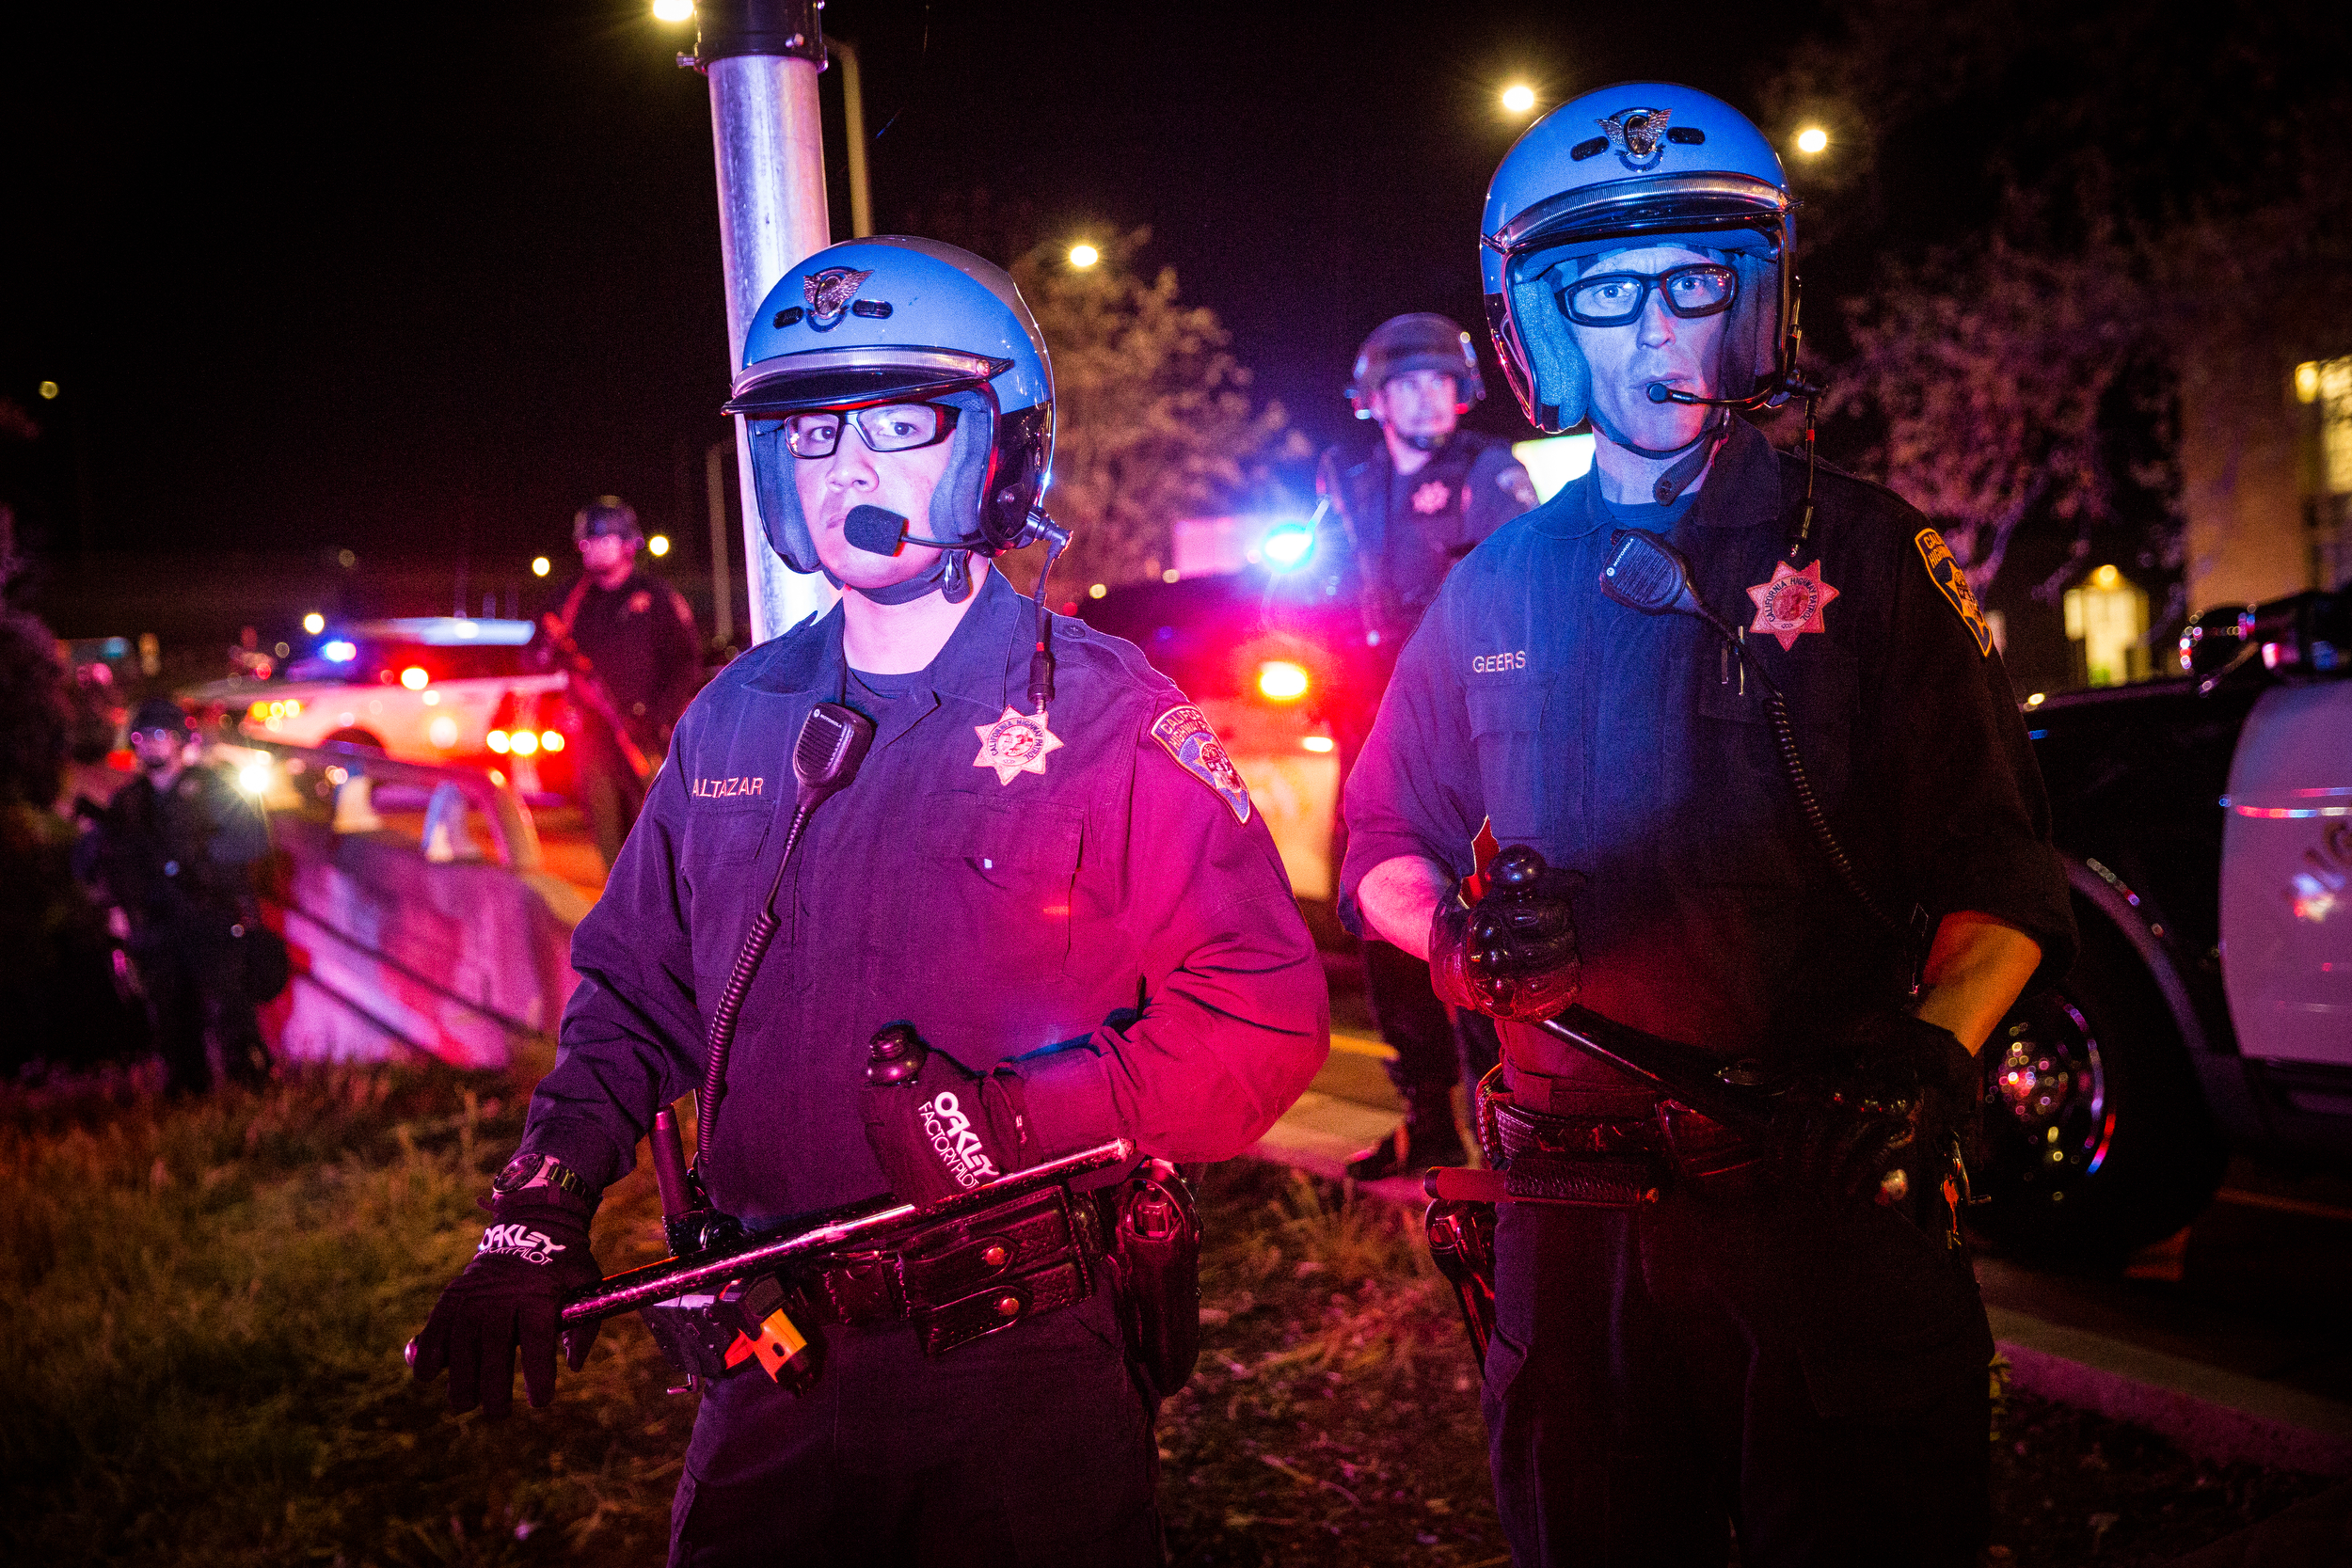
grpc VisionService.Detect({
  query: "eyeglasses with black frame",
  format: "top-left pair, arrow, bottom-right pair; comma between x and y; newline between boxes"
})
779,403 -> 961,460
1552,262 -> 1739,327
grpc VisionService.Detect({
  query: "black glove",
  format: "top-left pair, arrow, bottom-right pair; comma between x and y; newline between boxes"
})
1772,1013 -> 1981,1204
859,1024 -> 1031,1207
1428,845 -> 1584,1022
409,1188 -> 601,1416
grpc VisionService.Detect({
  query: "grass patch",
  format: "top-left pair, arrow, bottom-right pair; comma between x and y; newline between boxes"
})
1,1059 -> 691,1566
3,1074 -> 2335,1566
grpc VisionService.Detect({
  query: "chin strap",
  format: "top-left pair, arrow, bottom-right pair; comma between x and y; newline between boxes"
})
1590,404 -> 1730,504
824,548 -> 977,606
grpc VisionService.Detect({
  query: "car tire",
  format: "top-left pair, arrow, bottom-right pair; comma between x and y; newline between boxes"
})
322,727 -> 386,754
1968,894 -> 2228,1264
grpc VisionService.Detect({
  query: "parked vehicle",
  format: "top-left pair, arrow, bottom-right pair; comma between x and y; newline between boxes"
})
176,618 -> 577,799
1976,586 -> 2352,1259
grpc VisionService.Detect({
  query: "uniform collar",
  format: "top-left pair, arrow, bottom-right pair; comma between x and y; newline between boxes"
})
1540,417 -> 1781,541
741,567 -> 1037,718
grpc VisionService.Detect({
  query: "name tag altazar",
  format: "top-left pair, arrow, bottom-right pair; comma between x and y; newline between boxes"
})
691,776 -> 767,800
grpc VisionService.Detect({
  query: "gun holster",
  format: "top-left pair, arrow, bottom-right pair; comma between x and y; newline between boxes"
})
1102,1159 -> 1204,1402
1423,1196 -> 1498,1369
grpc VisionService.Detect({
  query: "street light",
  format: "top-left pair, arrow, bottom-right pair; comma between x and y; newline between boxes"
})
532,556 -> 551,577
649,533 -> 673,557
651,0 -> 693,23
1501,84 -> 1536,116
302,611 -> 325,635
1069,244 -> 1101,269
1795,126 -> 1829,155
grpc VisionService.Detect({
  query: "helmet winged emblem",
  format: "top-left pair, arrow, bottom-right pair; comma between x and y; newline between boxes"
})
803,267 -> 873,327
1597,107 -> 1671,166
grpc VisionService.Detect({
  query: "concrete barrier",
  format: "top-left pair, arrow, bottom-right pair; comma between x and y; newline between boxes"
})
262,815 -> 588,1068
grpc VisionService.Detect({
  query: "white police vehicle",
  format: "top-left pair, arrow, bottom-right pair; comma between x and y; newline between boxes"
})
1977,586 -> 2352,1259
179,618 -> 574,791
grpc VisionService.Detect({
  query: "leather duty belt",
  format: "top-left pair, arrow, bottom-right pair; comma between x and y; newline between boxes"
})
807,1184 -> 1102,1355
1470,1068 -> 1762,1208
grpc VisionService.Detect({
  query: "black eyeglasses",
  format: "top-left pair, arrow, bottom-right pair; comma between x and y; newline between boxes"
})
779,404 -> 961,460
1552,262 -> 1739,327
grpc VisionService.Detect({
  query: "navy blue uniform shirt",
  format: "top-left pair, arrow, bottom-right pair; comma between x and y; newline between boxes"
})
1340,419 -> 2075,1078
524,568 -> 1329,1224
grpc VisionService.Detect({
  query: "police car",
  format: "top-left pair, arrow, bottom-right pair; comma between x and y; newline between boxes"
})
1977,585 -> 2352,1259
1075,527 -> 1365,912
178,618 -> 576,794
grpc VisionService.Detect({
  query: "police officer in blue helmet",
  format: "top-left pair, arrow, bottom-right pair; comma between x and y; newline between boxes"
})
411,237 -> 1329,1564
1341,87 -> 2075,1562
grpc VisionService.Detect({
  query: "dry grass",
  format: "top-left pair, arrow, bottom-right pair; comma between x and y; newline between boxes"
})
3,1072 -> 2334,1567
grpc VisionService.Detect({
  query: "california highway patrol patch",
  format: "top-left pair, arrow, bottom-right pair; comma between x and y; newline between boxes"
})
973,706 -> 1064,784
1914,529 -> 1994,657
1150,705 -> 1252,824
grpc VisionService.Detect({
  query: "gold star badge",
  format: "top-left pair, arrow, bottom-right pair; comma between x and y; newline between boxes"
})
973,706 -> 1064,784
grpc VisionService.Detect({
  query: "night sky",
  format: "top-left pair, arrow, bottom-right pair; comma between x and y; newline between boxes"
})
7,1 -> 1821,601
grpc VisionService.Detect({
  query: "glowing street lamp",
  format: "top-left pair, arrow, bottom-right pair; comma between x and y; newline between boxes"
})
1501,84 -> 1536,116
648,533 -> 673,557
532,556 -> 551,578
302,611 -> 326,635
1069,244 -> 1101,269
651,0 -> 694,23
1795,126 -> 1829,155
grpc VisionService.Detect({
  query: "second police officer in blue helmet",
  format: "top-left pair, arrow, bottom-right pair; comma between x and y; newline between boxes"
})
409,237 -> 1330,1564
1342,87 -> 2076,1562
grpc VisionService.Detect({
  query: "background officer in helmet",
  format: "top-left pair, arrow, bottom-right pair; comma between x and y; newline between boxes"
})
74,697 -> 275,1094
1342,86 -> 2074,1564
542,496 -> 701,865
411,237 -> 1328,1566
1307,313 -> 1534,1179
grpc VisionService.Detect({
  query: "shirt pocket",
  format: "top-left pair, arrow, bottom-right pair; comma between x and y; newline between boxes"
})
922,792 -> 1084,974
1685,638 -> 1861,883
1465,674 -> 1566,850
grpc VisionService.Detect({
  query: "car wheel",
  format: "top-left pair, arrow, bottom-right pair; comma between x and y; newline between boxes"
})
322,727 -> 386,754
1968,895 -> 2227,1263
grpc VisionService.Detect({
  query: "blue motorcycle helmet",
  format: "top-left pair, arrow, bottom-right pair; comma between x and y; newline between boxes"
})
1481,83 -> 1798,436
724,237 -> 1057,602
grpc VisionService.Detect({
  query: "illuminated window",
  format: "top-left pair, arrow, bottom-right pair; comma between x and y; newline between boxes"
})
2296,356 -> 2352,494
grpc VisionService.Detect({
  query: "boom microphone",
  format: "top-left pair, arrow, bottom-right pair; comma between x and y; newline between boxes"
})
845,504 -> 966,556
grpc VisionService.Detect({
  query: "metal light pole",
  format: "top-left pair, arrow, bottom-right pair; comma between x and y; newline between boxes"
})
686,0 -> 834,644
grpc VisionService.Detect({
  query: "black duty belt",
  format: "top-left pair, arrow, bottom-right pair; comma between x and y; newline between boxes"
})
1479,1064 -> 1763,1206
803,1184 -> 1104,1356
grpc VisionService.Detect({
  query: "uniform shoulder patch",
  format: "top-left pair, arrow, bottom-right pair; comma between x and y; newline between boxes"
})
1914,529 -> 1994,657
1497,462 -> 1538,512
1149,705 -> 1252,825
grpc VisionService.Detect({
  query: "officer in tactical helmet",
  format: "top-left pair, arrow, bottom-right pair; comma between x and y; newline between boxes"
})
542,496 -> 701,866
1343,86 -> 2074,1562
1309,313 -> 1533,1179
75,697 -> 275,1094
412,237 -> 1328,1566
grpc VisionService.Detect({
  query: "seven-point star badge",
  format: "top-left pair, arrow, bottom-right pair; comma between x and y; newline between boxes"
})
1744,559 -> 1840,651
973,706 -> 1064,784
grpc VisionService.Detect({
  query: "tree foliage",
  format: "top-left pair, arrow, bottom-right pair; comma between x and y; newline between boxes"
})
1764,0 -> 2352,611
1002,230 -> 1293,596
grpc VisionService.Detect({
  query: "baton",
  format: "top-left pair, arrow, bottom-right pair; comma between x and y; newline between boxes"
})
558,1138 -> 1135,1328
1527,1006 -> 1781,1134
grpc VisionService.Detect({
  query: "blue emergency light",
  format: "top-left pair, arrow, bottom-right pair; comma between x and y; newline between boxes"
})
1262,521 -> 1315,570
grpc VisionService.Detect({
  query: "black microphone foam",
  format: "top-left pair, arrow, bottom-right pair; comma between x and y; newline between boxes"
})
1646,383 -> 1674,403
845,505 -> 908,556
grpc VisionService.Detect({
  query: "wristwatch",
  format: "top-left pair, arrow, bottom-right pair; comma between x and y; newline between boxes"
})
490,1151 -> 594,1202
